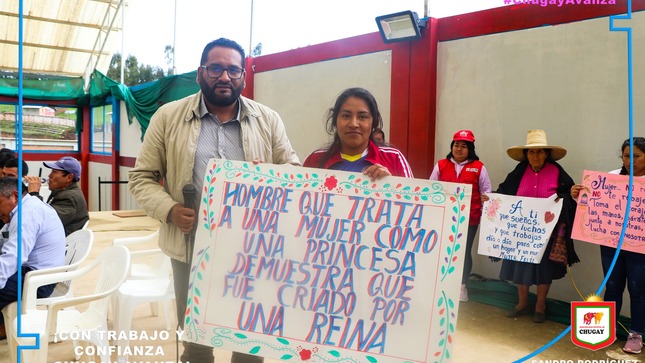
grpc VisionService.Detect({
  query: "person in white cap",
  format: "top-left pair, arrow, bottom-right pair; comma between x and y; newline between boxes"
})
429,129 -> 491,302
497,129 -> 578,324
27,156 -> 89,236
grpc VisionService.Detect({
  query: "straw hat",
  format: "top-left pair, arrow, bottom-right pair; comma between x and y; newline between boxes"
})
506,129 -> 567,161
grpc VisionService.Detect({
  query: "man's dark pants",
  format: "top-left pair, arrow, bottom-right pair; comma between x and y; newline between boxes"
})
0,266 -> 56,324
172,259 -> 263,363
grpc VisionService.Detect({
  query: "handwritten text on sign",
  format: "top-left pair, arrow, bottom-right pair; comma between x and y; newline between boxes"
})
571,171 -> 645,253
478,193 -> 562,263
183,160 -> 471,363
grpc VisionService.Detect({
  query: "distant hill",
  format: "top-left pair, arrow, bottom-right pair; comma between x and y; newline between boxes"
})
0,113 -> 76,140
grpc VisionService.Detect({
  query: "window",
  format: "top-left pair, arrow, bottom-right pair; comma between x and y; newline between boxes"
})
0,103 -> 79,151
91,103 -> 113,154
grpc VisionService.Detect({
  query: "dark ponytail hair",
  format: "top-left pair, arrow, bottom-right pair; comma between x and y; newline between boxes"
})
619,137 -> 645,175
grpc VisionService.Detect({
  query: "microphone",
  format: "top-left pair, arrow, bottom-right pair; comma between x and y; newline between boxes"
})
182,184 -> 197,255
182,184 -> 197,211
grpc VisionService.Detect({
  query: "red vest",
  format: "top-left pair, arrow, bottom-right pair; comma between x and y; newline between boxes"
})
438,159 -> 483,225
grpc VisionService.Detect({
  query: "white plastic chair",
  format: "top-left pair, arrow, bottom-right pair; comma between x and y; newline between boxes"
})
111,229 -> 174,360
29,228 -> 94,307
113,229 -> 160,279
1,245 -> 130,363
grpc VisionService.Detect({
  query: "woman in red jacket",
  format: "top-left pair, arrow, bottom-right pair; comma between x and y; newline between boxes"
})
429,130 -> 492,302
303,87 -> 413,179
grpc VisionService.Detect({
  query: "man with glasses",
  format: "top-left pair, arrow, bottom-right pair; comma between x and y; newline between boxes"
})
129,38 -> 299,363
0,177 -> 65,339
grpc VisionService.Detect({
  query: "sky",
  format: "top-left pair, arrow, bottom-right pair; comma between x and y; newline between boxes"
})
120,0 -> 508,74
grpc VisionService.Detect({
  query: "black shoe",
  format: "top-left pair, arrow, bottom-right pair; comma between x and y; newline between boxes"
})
533,311 -> 546,323
505,307 -> 531,318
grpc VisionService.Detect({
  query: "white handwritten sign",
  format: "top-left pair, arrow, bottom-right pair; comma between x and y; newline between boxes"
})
478,193 -> 562,263
183,160 -> 471,362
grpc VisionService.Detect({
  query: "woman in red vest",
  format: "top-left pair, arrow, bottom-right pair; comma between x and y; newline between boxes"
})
429,130 -> 492,302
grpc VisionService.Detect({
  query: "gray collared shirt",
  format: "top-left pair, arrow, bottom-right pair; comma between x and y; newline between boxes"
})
193,97 -> 245,194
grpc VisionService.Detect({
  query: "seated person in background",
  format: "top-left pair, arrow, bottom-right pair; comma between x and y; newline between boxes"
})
25,156 -> 89,236
0,177 -> 66,338
4,157 -> 45,200
304,87 -> 413,179
0,150 -> 15,172
0,148 -> 13,156
0,157 -> 31,229
1,157 -> 28,178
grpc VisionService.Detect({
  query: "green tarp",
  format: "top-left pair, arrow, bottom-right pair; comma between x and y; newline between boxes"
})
0,69 -> 200,139
0,71 -> 86,101
88,70 -> 199,137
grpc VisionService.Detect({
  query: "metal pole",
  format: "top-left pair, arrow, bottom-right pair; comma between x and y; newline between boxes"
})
173,0 -> 177,74
249,0 -> 254,57
120,2 -> 125,83
98,177 -> 102,211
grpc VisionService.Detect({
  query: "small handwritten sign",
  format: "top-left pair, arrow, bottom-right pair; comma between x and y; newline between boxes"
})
571,171 -> 645,253
478,193 -> 562,263
183,160 -> 471,363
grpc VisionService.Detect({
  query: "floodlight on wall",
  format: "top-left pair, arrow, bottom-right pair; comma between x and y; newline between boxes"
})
375,10 -> 427,44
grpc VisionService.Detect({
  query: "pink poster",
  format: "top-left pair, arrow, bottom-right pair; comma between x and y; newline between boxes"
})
571,171 -> 645,253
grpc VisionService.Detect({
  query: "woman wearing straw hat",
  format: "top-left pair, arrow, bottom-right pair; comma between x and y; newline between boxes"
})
429,129 -> 492,302
497,129 -> 579,323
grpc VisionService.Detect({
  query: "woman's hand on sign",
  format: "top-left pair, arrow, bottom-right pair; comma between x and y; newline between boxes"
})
362,163 -> 391,181
570,184 -> 583,200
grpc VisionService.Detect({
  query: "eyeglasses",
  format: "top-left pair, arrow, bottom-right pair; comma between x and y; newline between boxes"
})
200,65 -> 244,79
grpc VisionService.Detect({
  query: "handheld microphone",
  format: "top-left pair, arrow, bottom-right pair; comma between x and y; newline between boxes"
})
182,184 -> 197,261
182,184 -> 197,211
